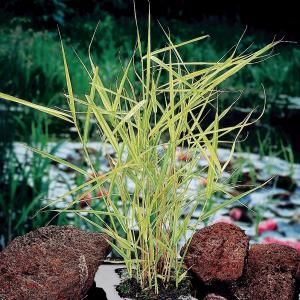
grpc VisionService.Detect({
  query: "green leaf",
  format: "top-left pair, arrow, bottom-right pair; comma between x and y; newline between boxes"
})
0,92 -> 72,123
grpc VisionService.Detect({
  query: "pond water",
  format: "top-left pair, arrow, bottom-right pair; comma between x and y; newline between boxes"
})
13,142 -> 300,251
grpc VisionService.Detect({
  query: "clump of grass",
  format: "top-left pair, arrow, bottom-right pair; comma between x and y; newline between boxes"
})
0,11 -> 278,293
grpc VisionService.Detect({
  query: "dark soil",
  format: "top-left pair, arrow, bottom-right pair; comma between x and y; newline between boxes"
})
116,277 -> 142,298
86,281 -> 108,300
115,268 -> 194,300
191,277 -> 234,300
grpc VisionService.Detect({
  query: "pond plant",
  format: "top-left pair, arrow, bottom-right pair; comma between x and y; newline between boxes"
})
0,10 -> 278,296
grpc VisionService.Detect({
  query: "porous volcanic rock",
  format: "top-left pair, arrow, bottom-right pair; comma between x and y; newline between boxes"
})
0,225 -> 111,300
231,243 -> 300,300
296,262 -> 300,281
203,293 -> 228,300
182,222 -> 249,284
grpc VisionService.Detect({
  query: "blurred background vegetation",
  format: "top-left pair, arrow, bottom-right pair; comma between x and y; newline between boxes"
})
0,0 -> 299,248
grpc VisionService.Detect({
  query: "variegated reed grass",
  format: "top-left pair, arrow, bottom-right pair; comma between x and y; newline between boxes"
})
0,12 -> 278,293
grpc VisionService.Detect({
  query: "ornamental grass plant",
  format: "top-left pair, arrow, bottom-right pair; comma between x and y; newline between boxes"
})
0,10 -> 279,294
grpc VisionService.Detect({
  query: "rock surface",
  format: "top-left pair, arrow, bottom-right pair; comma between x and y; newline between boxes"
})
182,222 -> 249,284
296,262 -> 300,281
203,294 -> 228,300
231,243 -> 300,300
0,225 -> 110,300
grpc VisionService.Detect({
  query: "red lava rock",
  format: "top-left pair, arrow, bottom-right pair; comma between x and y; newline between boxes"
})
203,293 -> 228,300
182,223 -> 249,284
296,263 -> 300,281
232,243 -> 300,300
0,225 -> 111,300
257,219 -> 278,235
262,237 -> 300,252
